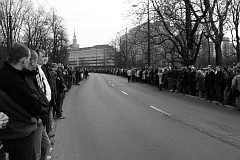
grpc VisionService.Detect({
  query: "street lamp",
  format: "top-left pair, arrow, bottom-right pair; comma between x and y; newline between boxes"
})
125,27 -> 128,64
7,0 -> 13,54
133,0 -> 151,67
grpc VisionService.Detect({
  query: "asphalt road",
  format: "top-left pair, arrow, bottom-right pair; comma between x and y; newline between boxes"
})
52,73 -> 240,160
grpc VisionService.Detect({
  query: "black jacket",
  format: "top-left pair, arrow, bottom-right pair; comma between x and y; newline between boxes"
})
205,70 -> 216,87
215,70 -> 225,85
25,69 -> 50,125
56,68 -> 66,94
0,62 -> 42,116
0,89 -> 37,140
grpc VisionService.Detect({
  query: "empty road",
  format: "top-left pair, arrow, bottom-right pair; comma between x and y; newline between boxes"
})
52,73 -> 240,160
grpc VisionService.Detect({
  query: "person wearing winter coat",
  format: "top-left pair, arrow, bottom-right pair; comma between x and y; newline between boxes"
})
157,68 -> 164,90
0,44 -> 42,160
26,49 -> 51,160
223,67 -> 236,105
205,65 -> 216,101
231,63 -> 240,111
195,70 -> 205,98
214,66 -> 226,103
189,67 -> 197,96
127,69 -> 132,82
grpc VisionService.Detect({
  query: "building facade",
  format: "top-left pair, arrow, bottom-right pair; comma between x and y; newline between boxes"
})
68,32 -> 115,68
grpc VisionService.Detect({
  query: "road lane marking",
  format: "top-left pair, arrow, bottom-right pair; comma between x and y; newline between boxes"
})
121,91 -> 128,95
150,106 -> 171,116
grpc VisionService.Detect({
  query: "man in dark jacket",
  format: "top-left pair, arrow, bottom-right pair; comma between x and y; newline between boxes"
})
189,67 -> 197,96
56,64 -> 67,119
205,65 -> 216,101
0,43 -> 42,160
177,67 -> 188,94
215,66 -> 226,103
25,49 -> 51,160
224,67 -> 236,105
49,63 -> 58,119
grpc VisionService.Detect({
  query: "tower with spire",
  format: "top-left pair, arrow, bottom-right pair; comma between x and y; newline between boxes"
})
71,28 -> 79,50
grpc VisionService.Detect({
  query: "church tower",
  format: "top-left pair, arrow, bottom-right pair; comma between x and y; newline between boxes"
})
73,28 -> 77,45
71,28 -> 79,50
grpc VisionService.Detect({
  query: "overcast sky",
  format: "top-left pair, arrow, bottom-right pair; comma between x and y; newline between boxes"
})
37,0 -> 132,48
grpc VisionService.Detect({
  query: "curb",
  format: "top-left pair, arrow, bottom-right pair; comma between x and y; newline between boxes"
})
48,120 -> 57,160
167,90 -> 236,110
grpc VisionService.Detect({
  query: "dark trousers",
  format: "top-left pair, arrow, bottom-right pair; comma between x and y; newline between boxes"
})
76,76 -> 79,85
68,77 -> 72,89
181,82 -> 188,94
56,93 -> 64,117
0,146 -> 6,160
3,132 -> 35,160
127,76 -> 131,82
190,82 -> 196,96
215,84 -> 224,103
206,85 -> 215,101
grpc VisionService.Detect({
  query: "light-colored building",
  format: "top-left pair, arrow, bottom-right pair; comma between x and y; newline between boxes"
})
68,32 -> 115,68
78,45 -> 115,68
222,36 -> 231,56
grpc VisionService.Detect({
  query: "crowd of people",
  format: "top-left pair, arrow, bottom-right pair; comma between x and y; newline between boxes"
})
93,64 -> 240,111
0,43 -> 88,160
1,43 -> 239,160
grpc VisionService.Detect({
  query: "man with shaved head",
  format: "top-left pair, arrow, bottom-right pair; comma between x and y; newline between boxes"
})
0,44 -> 42,160
25,49 -> 51,160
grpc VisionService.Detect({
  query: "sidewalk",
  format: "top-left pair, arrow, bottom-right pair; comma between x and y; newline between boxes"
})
166,89 -> 236,110
48,119 -> 57,160
48,88 -> 72,160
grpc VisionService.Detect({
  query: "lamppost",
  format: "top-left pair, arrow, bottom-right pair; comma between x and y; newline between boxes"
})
133,0 -> 150,67
7,0 -> 13,54
125,28 -> 128,66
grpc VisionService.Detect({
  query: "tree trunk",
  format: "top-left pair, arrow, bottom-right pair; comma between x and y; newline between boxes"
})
215,43 -> 223,66
185,0 -> 193,60
236,27 -> 240,62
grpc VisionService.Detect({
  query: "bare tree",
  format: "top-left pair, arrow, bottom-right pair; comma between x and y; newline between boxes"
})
0,0 -> 31,46
50,11 -> 68,64
228,0 -> 240,62
151,0 -> 209,67
205,0 -> 232,66
22,7 -> 51,49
